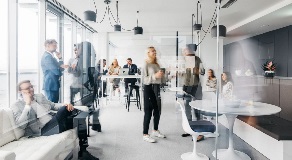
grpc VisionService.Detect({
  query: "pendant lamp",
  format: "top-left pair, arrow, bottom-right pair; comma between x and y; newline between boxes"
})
211,25 -> 226,38
133,11 -> 143,35
84,10 -> 96,22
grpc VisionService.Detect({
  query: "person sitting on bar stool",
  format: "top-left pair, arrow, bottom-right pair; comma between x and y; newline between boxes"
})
123,58 -> 138,96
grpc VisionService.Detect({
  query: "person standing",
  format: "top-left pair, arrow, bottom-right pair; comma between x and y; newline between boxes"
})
41,39 -> 68,103
143,46 -> 166,143
68,44 -> 83,105
181,44 -> 205,141
123,58 -> 138,93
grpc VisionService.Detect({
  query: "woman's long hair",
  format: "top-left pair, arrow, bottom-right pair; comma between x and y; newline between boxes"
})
208,69 -> 216,80
221,72 -> 233,89
146,46 -> 159,66
111,59 -> 119,67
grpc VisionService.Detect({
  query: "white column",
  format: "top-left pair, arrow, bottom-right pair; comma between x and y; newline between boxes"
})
38,0 -> 46,94
8,0 -> 18,105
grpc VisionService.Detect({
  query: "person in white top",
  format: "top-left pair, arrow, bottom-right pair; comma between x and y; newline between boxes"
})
108,59 -> 121,95
221,72 -> 233,99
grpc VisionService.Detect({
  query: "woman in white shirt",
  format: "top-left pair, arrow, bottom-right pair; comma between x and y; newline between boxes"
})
109,59 -> 121,95
221,72 -> 233,99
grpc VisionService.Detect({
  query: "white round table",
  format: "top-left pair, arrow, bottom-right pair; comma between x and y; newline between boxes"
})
189,100 -> 281,160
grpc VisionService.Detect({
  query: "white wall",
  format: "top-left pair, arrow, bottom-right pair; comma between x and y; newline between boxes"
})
199,34 -> 223,89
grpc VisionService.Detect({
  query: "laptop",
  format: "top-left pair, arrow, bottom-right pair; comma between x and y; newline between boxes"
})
119,68 -> 129,75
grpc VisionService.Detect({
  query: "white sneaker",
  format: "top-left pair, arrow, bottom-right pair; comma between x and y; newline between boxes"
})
152,130 -> 166,138
74,106 -> 89,112
143,135 -> 156,143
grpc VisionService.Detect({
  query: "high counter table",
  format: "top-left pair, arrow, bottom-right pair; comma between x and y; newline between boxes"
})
189,100 -> 281,160
101,75 -> 143,104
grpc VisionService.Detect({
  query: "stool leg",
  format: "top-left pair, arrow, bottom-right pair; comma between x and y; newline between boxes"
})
127,90 -> 131,112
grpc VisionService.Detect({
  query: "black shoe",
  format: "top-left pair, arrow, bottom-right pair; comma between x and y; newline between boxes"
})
92,124 -> 101,132
79,150 -> 99,160
181,133 -> 191,137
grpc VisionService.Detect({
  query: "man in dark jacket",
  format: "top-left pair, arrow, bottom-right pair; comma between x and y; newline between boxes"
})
123,58 -> 138,93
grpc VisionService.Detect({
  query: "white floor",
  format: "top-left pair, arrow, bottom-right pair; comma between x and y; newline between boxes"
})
86,91 -> 268,160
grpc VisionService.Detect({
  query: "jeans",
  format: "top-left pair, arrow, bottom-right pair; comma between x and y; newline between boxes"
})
41,106 -> 72,136
183,85 -> 201,121
143,84 -> 161,134
44,90 -> 59,103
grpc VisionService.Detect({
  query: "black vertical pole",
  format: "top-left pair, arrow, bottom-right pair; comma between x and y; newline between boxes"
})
176,31 -> 179,100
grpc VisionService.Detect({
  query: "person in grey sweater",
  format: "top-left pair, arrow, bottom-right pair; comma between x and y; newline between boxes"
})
142,46 -> 166,143
206,69 -> 217,90
10,80 -> 75,137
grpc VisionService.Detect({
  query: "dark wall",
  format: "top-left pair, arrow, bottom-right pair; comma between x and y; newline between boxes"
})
224,25 -> 292,77
223,26 -> 292,122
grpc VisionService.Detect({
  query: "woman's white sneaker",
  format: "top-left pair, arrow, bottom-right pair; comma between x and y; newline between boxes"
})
152,130 -> 166,138
143,135 -> 156,143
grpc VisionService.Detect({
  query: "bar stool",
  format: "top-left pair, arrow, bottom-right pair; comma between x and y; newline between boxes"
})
125,85 -> 141,112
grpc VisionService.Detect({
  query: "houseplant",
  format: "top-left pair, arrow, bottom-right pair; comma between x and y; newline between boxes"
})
262,60 -> 276,77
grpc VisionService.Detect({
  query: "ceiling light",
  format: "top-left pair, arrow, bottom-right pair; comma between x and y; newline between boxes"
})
84,10 -> 96,22
133,11 -> 143,35
114,24 -> 121,31
211,25 -> 227,38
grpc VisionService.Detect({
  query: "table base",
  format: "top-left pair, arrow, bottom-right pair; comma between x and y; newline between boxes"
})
212,149 -> 251,160
181,152 -> 209,160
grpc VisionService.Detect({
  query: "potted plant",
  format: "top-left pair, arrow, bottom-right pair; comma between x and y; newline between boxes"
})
262,60 -> 276,77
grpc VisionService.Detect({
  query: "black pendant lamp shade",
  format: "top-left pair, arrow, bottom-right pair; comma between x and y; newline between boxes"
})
193,24 -> 202,31
211,25 -> 226,38
134,27 -> 143,35
134,11 -> 143,35
187,44 -> 198,52
114,24 -> 121,32
84,10 -> 96,22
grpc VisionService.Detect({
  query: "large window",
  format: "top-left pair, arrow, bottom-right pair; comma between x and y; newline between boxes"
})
18,0 -> 39,94
0,0 -> 8,107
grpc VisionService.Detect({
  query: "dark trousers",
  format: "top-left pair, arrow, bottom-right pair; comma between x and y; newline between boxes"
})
45,90 -> 59,103
125,78 -> 137,91
183,85 -> 201,120
143,84 -> 161,134
97,81 -> 106,96
70,87 -> 82,105
41,106 -> 72,136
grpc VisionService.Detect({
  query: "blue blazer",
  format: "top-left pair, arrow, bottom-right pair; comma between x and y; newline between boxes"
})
123,64 -> 138,75
41,52 -> 64,91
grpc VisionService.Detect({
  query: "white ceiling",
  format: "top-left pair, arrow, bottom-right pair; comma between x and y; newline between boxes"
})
58,0 -> 292,43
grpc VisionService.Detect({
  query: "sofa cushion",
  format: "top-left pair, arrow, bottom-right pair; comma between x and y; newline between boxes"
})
0,129 -> 77,160
2,109 -> 25,140
0,109 -> 16,147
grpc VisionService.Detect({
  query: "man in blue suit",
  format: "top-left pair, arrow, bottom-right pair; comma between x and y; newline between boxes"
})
123,58 -> 138,93
41,39 -> 68,103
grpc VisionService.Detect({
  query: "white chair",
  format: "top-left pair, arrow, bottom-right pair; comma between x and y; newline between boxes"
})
202,92 -> 220,138
177,100 -> 216,160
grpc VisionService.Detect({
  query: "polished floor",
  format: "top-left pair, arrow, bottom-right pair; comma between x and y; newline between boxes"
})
86,91 -> 268,160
